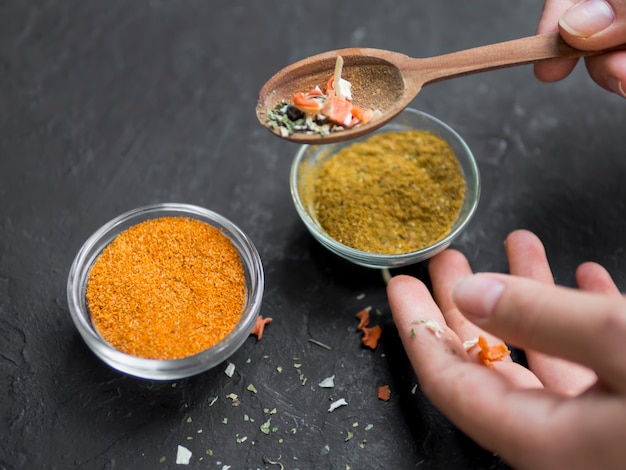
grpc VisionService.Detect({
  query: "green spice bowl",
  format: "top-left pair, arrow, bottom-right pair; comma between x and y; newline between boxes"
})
290,108 -> 480,269
67,203 -> 265,380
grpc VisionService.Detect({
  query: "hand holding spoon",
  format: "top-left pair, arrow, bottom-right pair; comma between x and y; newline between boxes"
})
256,32 -> 626,144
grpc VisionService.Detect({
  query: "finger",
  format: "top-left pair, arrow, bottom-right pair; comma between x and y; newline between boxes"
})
429,250 -> 504,348
558,0 -> 626,50
584,50 -> 626,97
534,0 -> 579,81
504,230 -> 596,394
576,261 -> 622,295
504,230 -> 555,284
452,273 -> 626,394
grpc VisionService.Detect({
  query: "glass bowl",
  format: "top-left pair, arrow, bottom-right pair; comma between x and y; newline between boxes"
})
290,108 -> 480,269
67,203 -> 264,380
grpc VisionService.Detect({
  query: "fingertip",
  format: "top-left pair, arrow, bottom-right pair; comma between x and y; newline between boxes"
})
386,274 -> 432,317
428,249 -> 470,279
575,261 -> 621,295
452,274 -> 506,320
504,229 -> 544,254
386,273 -> 418,293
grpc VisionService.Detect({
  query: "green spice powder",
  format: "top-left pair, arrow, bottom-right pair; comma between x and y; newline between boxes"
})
312,130 -> 466,254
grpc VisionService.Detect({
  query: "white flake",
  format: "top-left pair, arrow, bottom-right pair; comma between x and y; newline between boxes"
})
318,375 -> 335,388
424,319 -> 445,338
224,362 -> 235,377
463,337 -> 479,350
328,398 -> 348,412
176,445 -> 192,465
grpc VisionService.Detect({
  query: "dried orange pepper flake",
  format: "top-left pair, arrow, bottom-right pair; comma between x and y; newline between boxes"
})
361,325 -> 382,350
355,306 -> 381,349
250,315 -> 272,340
477,335 -> 510,368
378,385 -> 391,402
86,217 -> 246,360
355,306 -> 372,331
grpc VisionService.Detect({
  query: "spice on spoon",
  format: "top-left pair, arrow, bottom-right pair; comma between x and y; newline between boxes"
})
264,56 -> 379,137
86,216 -> 246,360
309,129 -> 466,254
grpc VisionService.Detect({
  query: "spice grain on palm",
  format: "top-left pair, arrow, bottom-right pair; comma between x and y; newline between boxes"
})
86,217 -> 246,360
309,130 -> 465,254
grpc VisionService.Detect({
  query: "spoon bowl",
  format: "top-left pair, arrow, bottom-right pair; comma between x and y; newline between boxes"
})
257,32 -> 626,144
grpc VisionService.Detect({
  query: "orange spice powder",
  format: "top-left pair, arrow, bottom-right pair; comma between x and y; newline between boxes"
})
86,216 -> 246,360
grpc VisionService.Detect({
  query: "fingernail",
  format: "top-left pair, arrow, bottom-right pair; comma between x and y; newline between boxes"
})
607,76 -> 626,98
452,275 -> 505,319
559,0 -> 615,37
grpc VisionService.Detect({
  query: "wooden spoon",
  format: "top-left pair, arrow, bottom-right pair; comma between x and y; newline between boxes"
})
256,32 -> 625,144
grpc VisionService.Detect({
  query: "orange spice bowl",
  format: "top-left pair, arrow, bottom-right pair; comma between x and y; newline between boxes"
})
67,203 -> 264,380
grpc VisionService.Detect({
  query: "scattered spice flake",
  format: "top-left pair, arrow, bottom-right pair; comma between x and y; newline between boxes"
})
247,383 -> 258,394
477,335 -> 510,368
361,325 -> 382,350
414,319 -> 444,338
251,315 -> 272,340
355,306 -> 372,331
186,416 -> 192,424
355,306 -> 381,349
236,435 -> 248,444
176,445 -> 192,465
208,396 -> 218,406
356,293 -> 365,300
308,338 -> 332,350
226,393 -> 240,406
328,398 -> 348,412
224,362 -> 235,377
159,456 -> 166,463
345,430 -> 354,441
410,328 -> 416,339
294,363 -> 307,385
263,456 -> 285,470
260,418 -> 272,434
411,384 -> 418,395
222,417 -> 228,424
318,375 -> 335,388
377,385 -> 391,402
463,337 -> 479,350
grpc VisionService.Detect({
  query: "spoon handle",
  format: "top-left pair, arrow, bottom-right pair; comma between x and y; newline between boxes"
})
411,31 -> 625,86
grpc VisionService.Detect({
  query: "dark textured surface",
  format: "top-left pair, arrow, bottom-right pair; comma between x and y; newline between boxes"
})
1,1 -> 625,469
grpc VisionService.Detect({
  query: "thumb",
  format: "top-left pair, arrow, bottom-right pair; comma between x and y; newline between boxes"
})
452,273 -> 626,393
558,0 -> 626,48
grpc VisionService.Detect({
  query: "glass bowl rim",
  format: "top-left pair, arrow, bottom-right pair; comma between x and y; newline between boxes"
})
289,107 -> 481,268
